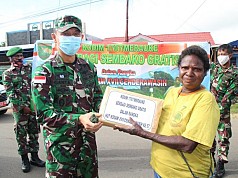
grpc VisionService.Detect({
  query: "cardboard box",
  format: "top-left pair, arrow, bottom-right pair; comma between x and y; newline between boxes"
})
99,86 -> 164,133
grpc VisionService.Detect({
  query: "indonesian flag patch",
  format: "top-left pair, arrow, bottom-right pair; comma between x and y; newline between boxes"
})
34,76 -> 46,83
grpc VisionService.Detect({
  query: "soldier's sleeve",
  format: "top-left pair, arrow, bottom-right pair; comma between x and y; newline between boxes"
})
91,64 -> 103,112
234,69 -> 238,97
220,69 -> 238,107
2,70 -> 23,112
21,65 -> 32,109
210,62 -> 215,81
32,64 -> 81,127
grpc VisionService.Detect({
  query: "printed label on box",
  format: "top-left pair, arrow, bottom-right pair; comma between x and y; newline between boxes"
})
99,86 -> 163,133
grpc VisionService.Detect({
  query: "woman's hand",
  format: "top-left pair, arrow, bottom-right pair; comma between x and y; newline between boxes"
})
114,117 -> 143,136
79,112 -> 103,132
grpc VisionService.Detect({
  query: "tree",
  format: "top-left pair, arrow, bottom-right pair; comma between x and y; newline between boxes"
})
0,42 -> 6,47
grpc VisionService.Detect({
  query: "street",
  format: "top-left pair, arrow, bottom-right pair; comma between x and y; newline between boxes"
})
0,110 -> 238,178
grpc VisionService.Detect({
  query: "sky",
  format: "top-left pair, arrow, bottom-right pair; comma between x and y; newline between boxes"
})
0,0 -> 238,45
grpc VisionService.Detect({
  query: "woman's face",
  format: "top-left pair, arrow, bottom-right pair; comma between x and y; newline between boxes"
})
179,54 -> 206,93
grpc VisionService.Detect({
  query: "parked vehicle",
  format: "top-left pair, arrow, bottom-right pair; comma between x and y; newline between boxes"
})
0,84 -> 11,115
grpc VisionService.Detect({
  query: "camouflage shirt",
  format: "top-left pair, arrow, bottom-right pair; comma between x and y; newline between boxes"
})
210,62 -> 238,108
2,63 -> 32,112
32,54 -> 103,134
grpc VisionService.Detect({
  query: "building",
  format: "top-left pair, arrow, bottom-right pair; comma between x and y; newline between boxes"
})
229,40 -> 238,66
5,20 -> 102,46
102,32 -> 215,45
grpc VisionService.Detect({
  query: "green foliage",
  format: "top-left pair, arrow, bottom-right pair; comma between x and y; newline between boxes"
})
0,42 -> 6,47
231,103 -> 238,113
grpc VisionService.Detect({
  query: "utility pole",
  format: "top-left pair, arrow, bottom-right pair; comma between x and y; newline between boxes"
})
125,0 -> 129,42
40,21 -> 43,40
83,22 -> 87,40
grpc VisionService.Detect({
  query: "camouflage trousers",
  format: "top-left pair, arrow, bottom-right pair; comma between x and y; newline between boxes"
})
12,112 -> 40,155
211,119 -> 232,163
44,127 -> 99,178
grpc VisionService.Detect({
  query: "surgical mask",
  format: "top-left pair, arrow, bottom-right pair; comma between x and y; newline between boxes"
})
59,36 -> 82,56
217,55 -> 229,65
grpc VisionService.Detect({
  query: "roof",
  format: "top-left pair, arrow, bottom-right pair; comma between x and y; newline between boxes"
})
229,40 -> 238,47
85,34 -> 103,41
103,32 -> 215,45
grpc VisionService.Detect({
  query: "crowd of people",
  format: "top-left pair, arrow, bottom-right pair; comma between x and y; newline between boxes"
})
1,14 -> 238,178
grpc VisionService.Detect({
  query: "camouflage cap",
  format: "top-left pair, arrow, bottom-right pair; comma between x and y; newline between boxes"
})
6,47 -> 23,57
54,15 -> 82,32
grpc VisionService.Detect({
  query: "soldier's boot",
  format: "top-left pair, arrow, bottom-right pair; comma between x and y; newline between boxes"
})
30,152 -> 45,167
212,152 -> 216,168
214,160 -> 225,178
21,154 -> 31,173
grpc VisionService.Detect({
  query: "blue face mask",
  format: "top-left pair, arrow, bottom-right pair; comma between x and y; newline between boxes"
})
59,36 -> 82,56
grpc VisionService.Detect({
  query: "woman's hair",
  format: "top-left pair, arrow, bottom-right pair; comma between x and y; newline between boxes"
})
177,45 -> 210,73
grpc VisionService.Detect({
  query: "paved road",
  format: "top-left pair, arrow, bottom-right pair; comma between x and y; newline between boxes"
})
0,110 -> 237,178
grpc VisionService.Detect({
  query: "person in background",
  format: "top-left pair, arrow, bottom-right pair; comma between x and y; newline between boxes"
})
2,47 -> 45,173
32,15 -> 103,178
115,45 -> 220,178
210,44 -> 238,178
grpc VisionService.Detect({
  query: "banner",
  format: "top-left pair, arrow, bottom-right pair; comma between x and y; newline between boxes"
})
32,40 -> 56,78
32,40 -> 211,99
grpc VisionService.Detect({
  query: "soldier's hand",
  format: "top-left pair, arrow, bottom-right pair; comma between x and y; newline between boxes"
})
79,112 -> 103,132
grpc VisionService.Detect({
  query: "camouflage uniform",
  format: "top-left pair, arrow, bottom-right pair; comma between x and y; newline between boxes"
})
210,62 -> 238,163
2,63 -> 40,155
32,54 -> 103,178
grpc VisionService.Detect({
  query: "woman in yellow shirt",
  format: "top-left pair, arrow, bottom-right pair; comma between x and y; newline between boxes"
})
115,45 -> 220,178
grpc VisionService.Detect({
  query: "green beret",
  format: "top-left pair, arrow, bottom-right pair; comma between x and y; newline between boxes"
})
6,47 -> 23,57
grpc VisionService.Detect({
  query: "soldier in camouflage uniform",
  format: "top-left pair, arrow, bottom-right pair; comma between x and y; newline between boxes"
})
2,47 -> 45,173
210,44 -> 238,178
32,15 -> 103,178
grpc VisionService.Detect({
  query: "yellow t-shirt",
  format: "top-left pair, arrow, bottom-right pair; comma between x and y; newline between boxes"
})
150,87 -> 220,178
